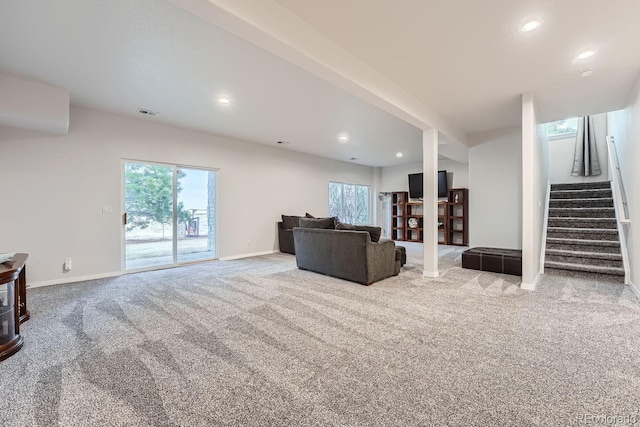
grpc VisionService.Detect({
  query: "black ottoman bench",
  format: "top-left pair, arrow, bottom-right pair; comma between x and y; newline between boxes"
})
395,245 -> 406,267
462,247 -> 522,276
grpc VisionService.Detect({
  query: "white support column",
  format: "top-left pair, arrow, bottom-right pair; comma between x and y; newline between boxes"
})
423,128 -> 439,277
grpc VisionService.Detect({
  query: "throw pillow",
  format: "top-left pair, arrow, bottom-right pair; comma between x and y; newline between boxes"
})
335,222 -> 357,230
299,217 -> 336,229
281,215 -> 301,229
355,225 -> 382,242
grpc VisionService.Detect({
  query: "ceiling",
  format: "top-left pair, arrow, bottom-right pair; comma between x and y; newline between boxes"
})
0,0 -> 423,167
271,0 -> 640,134
2,0 -> 639,164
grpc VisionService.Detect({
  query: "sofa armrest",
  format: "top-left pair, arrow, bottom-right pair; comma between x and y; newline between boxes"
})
366,239 -> 400,283
277,222 -> 295,254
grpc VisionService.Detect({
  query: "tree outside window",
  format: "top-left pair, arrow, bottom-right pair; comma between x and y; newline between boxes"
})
329,182 -> 370,224
547,117 -> 578,138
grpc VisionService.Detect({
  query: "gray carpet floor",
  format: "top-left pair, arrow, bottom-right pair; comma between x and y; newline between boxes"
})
1,243 -> 639,426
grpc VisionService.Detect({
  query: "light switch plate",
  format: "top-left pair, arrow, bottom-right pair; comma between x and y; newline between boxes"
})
102,205 -> 113,214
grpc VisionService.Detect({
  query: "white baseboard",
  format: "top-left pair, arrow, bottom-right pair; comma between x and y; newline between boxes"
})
29,271 -> 122,289
220,250 -> 279,261
521,271 -> 542,291
28,251 -> 278,288
629,281 -> 640,301
422,270 -> 439,278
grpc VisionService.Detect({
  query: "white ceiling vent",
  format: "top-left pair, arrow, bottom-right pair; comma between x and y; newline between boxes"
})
137,108 -> 159,116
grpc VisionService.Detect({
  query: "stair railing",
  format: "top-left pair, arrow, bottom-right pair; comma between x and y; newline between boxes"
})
607,135 -> 631,284
540,181 -> 551,274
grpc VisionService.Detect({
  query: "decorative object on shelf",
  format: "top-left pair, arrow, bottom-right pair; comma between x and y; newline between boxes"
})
454,193 -> 460,203
408,217 -> 419,228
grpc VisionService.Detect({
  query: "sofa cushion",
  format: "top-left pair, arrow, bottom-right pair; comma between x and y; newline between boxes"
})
336,222 -> 357,230
281,215 -> 301,229
299,217 -> 336,229
355,225 -> 382,242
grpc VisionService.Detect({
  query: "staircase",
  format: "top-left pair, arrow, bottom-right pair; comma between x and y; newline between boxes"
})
545,181 -> 624,281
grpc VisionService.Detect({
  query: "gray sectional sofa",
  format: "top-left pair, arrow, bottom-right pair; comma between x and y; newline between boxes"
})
293,227 -> 401,285
277,222 -> 295,254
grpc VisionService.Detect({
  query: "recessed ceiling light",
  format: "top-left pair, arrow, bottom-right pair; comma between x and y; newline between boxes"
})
217,97 -> 231,104
396,152 -> 403,158
579,69 -> 595,78
520,20 -> 542,32
575,50 -> 596,61
338,134 -> 349,143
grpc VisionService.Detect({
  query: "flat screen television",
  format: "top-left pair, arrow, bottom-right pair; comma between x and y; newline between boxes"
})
408,171 -> 448,199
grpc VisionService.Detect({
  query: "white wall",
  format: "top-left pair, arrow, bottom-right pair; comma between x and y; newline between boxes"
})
468,127 -> 522,249
607,76 -> 640,290
522,93 -> 550,289
0,107 -> 375,284
547,113 -> 608,184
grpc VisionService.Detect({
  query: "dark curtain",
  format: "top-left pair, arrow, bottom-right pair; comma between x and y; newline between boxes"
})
571,116 -> 601,176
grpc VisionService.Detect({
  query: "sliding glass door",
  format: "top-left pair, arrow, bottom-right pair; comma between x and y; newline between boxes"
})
176,167 -> 216,262
123,162 -> 217,270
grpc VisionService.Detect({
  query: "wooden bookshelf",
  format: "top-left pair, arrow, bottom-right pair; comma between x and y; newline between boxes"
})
447,188 -> 468,246
438,201 -> 448,244
391,191 -> 408,241
391,192 -> 454,245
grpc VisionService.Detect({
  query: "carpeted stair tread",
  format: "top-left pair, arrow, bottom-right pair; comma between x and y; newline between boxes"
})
545,248 -> 622,260
547,227 -> 618,234
544,260 -> 624,276
548,217 -> 617,229
549,198 -> 614,208
551,181 -> 611,191
544,267 -> 625,283
548,207 -> 615,218
545,251 -> 623,267
547,227 -> 619,241
549,189 -> 612,199
546,237 -> 621,249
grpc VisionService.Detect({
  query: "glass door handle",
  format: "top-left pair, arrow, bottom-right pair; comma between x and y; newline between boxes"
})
123,213 -> 127,225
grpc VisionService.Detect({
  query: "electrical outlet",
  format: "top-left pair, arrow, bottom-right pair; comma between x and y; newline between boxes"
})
246,240 -> 251,247
64,257 -> 72,271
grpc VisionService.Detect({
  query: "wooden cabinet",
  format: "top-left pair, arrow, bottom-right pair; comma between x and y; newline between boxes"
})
447,188 -> 468,246
391,192 -> 408,241
0,253 -> 29,361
